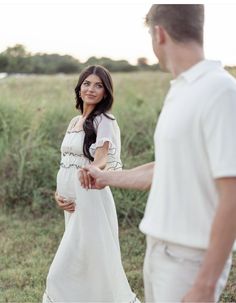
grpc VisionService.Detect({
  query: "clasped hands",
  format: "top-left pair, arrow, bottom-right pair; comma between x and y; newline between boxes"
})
78,165 -> 105,190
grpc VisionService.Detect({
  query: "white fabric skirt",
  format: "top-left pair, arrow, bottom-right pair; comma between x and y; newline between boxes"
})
42,171 -> 138,303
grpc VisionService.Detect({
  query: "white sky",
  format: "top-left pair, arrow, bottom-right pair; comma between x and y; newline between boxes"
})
0,1 -> 236,66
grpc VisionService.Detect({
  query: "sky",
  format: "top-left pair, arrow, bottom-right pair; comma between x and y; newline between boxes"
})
0,1 -> 236,66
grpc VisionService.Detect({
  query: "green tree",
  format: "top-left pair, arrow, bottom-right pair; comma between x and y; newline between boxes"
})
84,57 -> 137,72
0,55 -> 8,72
3,44 -> 29,57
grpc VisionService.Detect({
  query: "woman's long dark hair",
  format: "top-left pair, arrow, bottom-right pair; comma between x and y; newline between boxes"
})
75,65 -> 114,161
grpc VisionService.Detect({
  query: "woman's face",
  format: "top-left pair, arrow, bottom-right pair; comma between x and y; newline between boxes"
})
80,74 -> 106,106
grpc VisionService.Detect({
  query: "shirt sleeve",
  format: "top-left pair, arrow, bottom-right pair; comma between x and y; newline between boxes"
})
202,88 -> 236,178
89,114 -> 123,171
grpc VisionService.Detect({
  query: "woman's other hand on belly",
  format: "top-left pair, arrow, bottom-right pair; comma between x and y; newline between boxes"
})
54,191 -> 76,213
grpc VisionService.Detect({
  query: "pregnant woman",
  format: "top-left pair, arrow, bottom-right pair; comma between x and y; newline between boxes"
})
42,65 -> 139,303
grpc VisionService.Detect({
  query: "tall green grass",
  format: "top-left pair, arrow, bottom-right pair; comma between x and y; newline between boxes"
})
0,72 -> 170,222
0,72 -> 235,302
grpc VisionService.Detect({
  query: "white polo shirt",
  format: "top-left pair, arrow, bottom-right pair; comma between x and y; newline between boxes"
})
139,60 -> 236,249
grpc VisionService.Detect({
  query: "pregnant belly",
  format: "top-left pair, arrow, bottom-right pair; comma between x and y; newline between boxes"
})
56,167 -> 77,200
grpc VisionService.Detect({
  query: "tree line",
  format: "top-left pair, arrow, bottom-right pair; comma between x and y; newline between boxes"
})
0,44 -> 159,74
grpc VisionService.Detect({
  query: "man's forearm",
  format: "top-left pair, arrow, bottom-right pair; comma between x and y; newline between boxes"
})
104,162 -> 155,190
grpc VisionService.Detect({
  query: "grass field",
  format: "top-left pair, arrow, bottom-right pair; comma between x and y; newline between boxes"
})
0,211 -> 145,302
0,71 -> 235,302
0,211 -> 235,302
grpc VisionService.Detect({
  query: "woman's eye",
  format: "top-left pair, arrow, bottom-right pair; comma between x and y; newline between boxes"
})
96,84 -> 103,88
83,82 -> 89,86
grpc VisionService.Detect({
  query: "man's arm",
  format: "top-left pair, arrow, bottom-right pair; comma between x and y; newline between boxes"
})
182,177 -> 236,302
85,162 -> 155,190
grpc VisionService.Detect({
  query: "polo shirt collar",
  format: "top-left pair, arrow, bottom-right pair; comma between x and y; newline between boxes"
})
174,60 -> 222,84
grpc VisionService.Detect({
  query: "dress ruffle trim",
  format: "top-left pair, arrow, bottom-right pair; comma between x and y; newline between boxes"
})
89,137 -> 122,171
89,137 -> 117,156
60,137 -> 122,171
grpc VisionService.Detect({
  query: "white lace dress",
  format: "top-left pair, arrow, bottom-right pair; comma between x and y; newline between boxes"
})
42,113 -> 139,303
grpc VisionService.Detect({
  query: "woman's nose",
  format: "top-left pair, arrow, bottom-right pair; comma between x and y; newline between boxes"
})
88,85 -> 95,92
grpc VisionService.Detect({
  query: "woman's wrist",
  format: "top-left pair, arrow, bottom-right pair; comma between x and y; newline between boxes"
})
91,161 -> 106,170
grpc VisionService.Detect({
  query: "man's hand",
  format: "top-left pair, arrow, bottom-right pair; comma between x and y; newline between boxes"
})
182,283 -> 215,302
78,166 -> 106,190
54,191 -> 75,212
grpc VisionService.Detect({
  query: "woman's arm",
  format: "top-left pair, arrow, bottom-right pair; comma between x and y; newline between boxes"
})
92,141 -> 110,169
79,142 -> 109,189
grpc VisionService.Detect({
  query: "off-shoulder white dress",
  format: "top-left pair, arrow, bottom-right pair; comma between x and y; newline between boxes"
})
42,113 -> 139,303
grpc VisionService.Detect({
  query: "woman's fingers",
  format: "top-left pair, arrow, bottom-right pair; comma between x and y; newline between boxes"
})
79,169 -> 84,187
55,194 -> 65,207
84,169 -> 90,190
79,168 -> 93,190
87,172 -> 93,189
63,203 -> 75,212
79,167 -> 104,190
79,169 -> 88,189
54,192 -> 76,212
55,194 -> 75,210
87,172 -> 98,189
62,201 -> 75,211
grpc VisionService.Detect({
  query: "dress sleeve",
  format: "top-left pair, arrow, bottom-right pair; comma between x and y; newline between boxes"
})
89,114 -> 123,171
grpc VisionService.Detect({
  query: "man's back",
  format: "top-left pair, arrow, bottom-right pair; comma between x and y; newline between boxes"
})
140,59 -> 236,249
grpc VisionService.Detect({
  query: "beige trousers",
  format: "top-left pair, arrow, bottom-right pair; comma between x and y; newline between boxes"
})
143,236 -> 232,303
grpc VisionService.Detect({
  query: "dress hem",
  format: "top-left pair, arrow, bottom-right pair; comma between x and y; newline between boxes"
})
43,292 -> 139,303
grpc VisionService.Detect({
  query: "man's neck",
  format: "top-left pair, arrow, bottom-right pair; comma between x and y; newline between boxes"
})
167,42 -> 205,78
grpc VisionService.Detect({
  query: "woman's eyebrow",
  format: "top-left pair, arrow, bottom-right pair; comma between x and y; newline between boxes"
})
83,80 -> 103,84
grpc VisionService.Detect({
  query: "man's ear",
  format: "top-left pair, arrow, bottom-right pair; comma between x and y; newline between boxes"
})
154,25 -> 166,44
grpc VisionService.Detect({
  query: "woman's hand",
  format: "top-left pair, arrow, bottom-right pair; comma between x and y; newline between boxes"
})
54,191 -> 75,213
79,166 -> 106,190
78,167 -> 94,190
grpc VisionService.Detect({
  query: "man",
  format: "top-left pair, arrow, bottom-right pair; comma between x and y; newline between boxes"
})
80,5 -> 236,302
